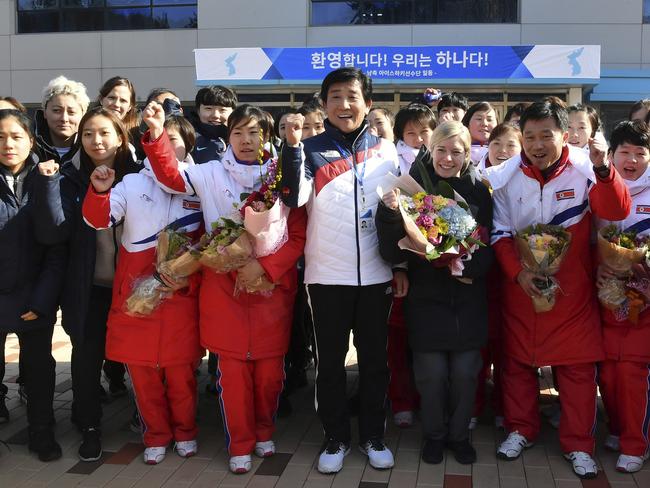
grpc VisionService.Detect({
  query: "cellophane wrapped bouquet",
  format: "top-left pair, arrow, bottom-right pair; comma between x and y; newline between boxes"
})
192,216 -> 253,273
125,228 -> 201,316
597,225 -> 650,323
515,224 -> 572,313
378,157 -> 485,278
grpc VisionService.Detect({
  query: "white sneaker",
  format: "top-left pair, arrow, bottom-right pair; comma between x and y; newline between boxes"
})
317,440 -> 350,474
174,439 -> 197,458
564,451 -> 597,479
497,432 -> 533,460
254,440 -> 275,458
143,446 -> 166,465
495,416 -> 505,429
359,439 -> 394,470
393,411 -> 414,428
616,453 -> 649,473
604,434 -> 620,452
468,417 -> 478,430
229,454 -> 252,474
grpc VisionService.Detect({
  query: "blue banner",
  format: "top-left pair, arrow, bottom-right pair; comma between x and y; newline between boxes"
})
194,45 -> 601,84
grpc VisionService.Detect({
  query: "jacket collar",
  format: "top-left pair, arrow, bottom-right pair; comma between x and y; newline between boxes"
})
221,145 -> 273,190
322,118 -> 370,152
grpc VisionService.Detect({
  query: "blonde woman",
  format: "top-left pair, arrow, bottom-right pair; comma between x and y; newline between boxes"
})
376,121 -> 493,466
34,75 -> 89,165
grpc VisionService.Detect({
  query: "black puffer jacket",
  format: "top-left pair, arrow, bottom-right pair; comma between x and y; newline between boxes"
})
376,148 -> 494,352
0,154 -> 66,332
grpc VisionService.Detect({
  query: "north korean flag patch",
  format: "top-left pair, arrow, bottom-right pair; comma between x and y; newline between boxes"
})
555,189 -> 575,201
182,199 -> 201,211
636,204 -> 650,214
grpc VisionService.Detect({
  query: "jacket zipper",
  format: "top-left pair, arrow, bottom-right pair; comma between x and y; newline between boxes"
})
347,134 -> 364,287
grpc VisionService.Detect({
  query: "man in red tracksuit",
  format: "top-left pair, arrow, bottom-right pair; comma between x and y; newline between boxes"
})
490,100 -> 631,479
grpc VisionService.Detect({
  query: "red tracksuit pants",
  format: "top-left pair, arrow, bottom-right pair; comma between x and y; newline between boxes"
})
502,356 -> 597,454
128,363 -> 198,447
599,359 -> 650,456
216,355 -> 284,456
387,298 -> 419,414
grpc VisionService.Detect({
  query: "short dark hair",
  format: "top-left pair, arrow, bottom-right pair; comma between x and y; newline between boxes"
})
629,99 -> 650,120
568,103 -> 601,137
394,104 -> 437,141
504,102 -> 531,123
461,101 -> 497,128
164,115 -> 196,157
146,87 -> 179,105
609,120 -> 650,154
369,107 -> 395,127
195,85 -> 238,109
488,123 -> 522,145
519,100 -> 569,133
298,99 -> 326,120
320,68 -> 372,103
227,104 -> 271,142
436,92 -> 469,114
0,109 -> 33,139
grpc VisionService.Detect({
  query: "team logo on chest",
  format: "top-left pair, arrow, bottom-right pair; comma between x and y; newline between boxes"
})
555,189 -> 575,201
182,199 -> 201,211
636,204 -> 650,214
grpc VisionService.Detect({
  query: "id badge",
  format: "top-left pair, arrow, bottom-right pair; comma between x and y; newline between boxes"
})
359,208 -> 374,233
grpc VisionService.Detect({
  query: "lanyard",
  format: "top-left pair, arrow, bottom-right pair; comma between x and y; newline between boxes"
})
333,139 -> 369,209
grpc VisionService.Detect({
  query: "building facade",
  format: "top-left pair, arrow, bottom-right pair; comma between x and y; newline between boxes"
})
2,0 -> 650,132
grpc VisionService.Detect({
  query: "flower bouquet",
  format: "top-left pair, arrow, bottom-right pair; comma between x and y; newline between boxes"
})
597,225 -> 649,312
515,224 -> 572,313
378,159 -> 485,277
125,228 -> 200,316
192,216 -> 253,273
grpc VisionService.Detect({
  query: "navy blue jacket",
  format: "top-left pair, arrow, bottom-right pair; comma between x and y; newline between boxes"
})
187,111 -> 227,164
0,155 -> 66,333
41,155 -> 141,342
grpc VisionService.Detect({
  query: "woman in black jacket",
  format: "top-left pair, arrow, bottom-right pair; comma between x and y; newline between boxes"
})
38,107 -> 141,462
0,109 -> 66,461
376,120 -> 493,466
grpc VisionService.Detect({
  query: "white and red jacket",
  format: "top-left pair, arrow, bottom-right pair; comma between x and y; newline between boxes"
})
142,130 -> 307,361
597,165 -> 650,363
470,143 -> 489,167
82,158 -> 203,368
490,145 -> 631,366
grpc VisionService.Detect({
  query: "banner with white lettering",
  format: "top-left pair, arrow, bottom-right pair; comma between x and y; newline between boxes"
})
194,45 -> 600,84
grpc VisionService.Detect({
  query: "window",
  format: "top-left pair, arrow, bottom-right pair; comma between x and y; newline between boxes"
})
310,0 -> 518,26
17,0 -> 197,33
645,0 -> 650,23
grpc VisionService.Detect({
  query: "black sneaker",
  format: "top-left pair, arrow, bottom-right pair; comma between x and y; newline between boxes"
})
28,428 -> 62,462
79,427 -> 102,462
0,391 -> 9,424
421,438 -> 445,464
447,439 -> 476,465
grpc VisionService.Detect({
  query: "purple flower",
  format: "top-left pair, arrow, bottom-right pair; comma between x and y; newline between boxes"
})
416,214 -> 434,228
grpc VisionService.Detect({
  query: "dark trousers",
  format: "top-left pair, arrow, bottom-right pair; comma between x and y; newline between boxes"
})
71,285 -> 111,429
413,350 -> 482,443
15,326 -> 56,429
0,331 -> 25,395
306,282 -> 392,444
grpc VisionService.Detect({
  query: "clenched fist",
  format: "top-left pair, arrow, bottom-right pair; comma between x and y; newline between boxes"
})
38,159 -> 59,176
142,101 -> 166,140
284,113 -> 305,147
90,164 -> 115,193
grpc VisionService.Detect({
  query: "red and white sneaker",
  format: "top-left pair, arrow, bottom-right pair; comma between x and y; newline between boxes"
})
143,446 -> 166,465
229,454 -> 252,474
616,453 -> 649,473
174,439 -> 197,458
254,440 -> 275,458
